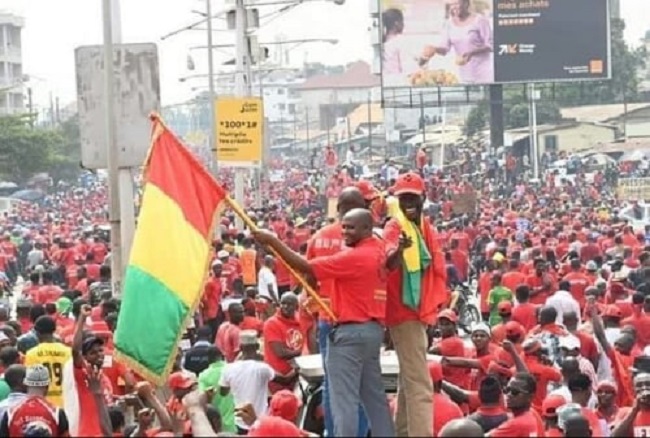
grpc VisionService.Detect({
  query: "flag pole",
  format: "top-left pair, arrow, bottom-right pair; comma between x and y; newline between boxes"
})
223,195 -> 338,322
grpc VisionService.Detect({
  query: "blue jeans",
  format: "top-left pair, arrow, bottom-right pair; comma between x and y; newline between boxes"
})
318,320 -> 370,437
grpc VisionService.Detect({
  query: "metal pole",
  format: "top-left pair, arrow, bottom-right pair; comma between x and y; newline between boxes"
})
234,0 -> 249,229
306,107 -> 310,163
420,92 -> 426,146
27,87 -> 33,128
206,0 -> 218,173
531,83 -> 539,179
367,91 -> 372,159
102,0 -> 123,293
440,97 -> 446,170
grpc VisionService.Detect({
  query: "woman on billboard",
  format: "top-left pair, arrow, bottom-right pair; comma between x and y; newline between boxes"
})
419,0 -> 494,84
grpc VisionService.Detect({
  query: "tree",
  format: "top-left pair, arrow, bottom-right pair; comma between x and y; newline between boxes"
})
0,115 -> 81,183
505,99 -> 562,129
464,100 -> 488,136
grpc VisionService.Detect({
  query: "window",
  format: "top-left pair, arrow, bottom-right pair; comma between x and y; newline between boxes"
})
277,88 -> 285,95
544,135 -> 558,152
288,104 -> 296,114
278,103 -> 286,111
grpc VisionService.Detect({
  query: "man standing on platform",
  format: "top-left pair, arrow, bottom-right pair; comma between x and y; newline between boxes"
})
305,187 -> 369,437
384,171 -> 448,437
251,208 -> 395,437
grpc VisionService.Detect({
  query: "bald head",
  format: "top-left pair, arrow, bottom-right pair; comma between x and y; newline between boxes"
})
439,419 -> 483,437
337,188 -> 366,218
341,208 -> 374,246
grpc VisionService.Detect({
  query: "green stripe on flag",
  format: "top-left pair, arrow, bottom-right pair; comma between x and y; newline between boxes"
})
114,265 -> 190,376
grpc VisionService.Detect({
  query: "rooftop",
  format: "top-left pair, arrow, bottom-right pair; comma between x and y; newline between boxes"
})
298,61 -> 380,90
560,103 -> 650,123
0,13 -> 24,27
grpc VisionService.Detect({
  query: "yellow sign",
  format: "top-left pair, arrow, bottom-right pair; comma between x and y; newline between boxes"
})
216,97 -> 263,167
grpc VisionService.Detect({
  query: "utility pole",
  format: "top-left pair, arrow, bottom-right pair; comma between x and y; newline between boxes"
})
306,107 -> 310,163
367,91 -> 372,159
27,87 -> 33,128
234,0 -> 251,229
102,0 -> 122,294
206,0 -> 218,173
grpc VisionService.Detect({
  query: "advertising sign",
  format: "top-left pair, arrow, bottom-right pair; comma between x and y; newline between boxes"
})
380,0 -> 610,88
76,43 -> 161,169
216,97 -> 264,167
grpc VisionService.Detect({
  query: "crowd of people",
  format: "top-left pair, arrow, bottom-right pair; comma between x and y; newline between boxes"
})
0,144 -> 650,437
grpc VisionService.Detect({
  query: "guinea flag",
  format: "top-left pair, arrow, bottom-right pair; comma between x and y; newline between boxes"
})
113,114 -> 226,384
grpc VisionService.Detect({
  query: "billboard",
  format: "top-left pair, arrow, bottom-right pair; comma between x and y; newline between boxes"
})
215,97 -> 264,168
76,43 -> 161,169
380,0 -> 610,88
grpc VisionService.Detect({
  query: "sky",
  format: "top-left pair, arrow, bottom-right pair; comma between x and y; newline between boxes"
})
0,0 -> 372,108
1,0 -> 648,109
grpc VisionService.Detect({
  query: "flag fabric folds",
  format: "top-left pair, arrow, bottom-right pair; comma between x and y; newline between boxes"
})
114,114 -> 225,385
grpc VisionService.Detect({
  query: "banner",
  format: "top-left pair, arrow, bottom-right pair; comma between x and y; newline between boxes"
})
216,97 -> 264,167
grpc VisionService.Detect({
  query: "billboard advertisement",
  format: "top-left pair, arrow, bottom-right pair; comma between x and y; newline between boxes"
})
380,0 -> 610,88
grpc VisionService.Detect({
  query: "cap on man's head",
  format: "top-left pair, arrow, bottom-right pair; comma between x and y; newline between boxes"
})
603,304 -> 623,319
586,261 -> 598,271
167,371 -> 197,390
392,172 -> 425,196
240,330 -> 259,347
497,301 -> 513,315
355,180 -> 379,201
541,394 -> 568,418
269,389 -> 302,422
437,309 -> 458,324
24,364 -> 50,387
471,322 -> 491,337
596,380 -> 618,393
217,250 -> 230,259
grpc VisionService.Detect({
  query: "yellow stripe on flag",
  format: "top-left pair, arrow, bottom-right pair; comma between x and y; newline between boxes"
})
129,184 -> 210,308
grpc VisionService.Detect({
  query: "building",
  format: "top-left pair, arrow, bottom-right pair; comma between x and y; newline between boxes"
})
0,12 -> 24,115
639,30 -> 650,93
296,61 -> 381,131
561,103 -> 650,139
505,122 -> 618,157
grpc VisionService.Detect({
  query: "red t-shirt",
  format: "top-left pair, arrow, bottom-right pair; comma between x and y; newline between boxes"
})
432,393 -> 464,436
502,271 -> 526,295
74,363 -> 113,437
615,407 -> 650,436
240,315 -> 264,335
3,396 -> 65,437
563,271 -> 591,308
511,303 -> 539,332
202,277 -> 222,320
524,356 -> 562,414
490,410 -> 545,437
309,237 -> 387,324
215,322 -> 241,363
436,337 -> 470,389
262,313 -> 304,375
306,223 -> 345,322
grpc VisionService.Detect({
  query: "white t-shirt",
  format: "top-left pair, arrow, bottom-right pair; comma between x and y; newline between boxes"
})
257,267 -> 277,300
546,290 -> 581,325
219,360 -> 275,430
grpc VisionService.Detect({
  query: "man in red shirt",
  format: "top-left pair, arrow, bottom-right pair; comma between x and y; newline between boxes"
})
611,372 -> 650,436
449,239 -> 469,283
252,208 -> 394,437
430,310 -> 470,389
490,372 -> 545,437
383,172 -> 447,437
0,364 -> 70,437
202,261 -> 225,338
429,361 -> 463,435
263,293 -> 304,394
525,258 -> 555,305
511,285 -> 539,332
214,303 -> 244,363
563,258 -> 590,308
304,187 -> 368,438
502,259 -> 526,293
521,339 -> 562,414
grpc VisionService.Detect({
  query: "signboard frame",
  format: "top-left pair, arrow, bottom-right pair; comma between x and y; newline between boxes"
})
378,0 -> 611,90
75,43 -> 161,170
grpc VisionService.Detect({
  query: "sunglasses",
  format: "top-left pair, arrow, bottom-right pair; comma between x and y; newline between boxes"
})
504,386 -> 529,396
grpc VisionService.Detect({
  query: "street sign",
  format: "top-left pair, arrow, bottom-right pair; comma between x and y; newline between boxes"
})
216,97 -> 264,168
75,43 -> 161,169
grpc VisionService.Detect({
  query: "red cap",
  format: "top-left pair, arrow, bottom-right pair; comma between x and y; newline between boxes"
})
392,172 -> 425,196
505,321 -> 525,337
167,372 -> 197,390
269,390 -> 302,422
248,415 -> 306,437
597,380 -> 618,393
428,361 -> 443,383
438,309 -> 458,324
355,181 -> 379,201
498,301 -> 513,314
603,304 -> 623,318
542,394 -> 567,418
